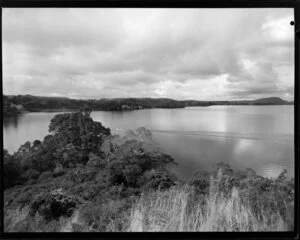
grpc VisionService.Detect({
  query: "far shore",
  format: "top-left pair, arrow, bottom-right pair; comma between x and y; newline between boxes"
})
3,104 -> 294,118
3,94 -> 294,118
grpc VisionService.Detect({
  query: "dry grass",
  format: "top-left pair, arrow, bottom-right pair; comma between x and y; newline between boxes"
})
4,206 -> 31,232
4,170 -> 291,232
59,210 -> 86,232
4,207 -> 88,232
126,171 -> 289,232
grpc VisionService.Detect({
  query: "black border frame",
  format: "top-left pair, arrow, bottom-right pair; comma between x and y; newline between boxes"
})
0,0 -> 299,239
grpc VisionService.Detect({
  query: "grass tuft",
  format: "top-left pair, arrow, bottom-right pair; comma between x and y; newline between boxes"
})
127,170 -> 289,232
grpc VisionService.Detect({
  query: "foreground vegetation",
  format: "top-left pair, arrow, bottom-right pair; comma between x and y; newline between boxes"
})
3,107 -> 294,232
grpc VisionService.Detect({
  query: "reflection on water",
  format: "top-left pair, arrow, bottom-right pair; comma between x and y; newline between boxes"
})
3,106 -> 294,178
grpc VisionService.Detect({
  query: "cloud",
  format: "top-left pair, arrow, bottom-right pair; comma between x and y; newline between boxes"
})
2,8 -> 294,100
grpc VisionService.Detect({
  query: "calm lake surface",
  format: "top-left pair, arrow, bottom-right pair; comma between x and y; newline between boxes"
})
3,106 -> 294,179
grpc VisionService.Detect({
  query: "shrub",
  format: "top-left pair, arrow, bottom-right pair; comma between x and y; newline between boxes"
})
52,164 -> 65,177
29,189 -> 85,221
126,174 -> 291,232
38,171 -> 53,182
106,140 -> 177,189
79,197 -> 135,232
3,149 -> 22,189
22,169 -> 40,182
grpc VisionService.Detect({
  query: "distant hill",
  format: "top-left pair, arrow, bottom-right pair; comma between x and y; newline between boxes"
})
181,97 -> 292,106
2,95 -> 293,117
252,97 -> 290,105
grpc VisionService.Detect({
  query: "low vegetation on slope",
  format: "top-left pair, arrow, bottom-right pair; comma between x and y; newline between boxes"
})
3,107 -> 294,232
126,168 -> 294,232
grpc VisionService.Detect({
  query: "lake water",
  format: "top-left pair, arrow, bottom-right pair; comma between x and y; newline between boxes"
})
3,106 -> 294,179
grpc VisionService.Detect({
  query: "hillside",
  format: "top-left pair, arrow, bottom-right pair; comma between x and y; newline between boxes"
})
181,97 -> 292,106
252,97 -> 290,105
3,108 -> 294,232
2,95 -> 185,115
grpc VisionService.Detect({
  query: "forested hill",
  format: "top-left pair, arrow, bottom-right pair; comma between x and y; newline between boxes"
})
181,97 -> 293,106
2,95 -> 293,117
2,95 -> 186,115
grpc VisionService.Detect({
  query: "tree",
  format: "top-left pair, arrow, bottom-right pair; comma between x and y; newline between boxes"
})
3,149 -> 22,189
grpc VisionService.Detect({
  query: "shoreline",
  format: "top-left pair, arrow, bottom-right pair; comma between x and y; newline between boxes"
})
3,103 -> 294,118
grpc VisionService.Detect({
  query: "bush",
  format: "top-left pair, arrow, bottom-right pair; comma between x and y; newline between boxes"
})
106,140 -> 177,189
3,149 -> 22,189
22,169 -> 40,182
79,197 -> 135,232
29,189 -> 84,221
52,164 -> 65,177
38,171 -> 53,182
126,171 -> 293,232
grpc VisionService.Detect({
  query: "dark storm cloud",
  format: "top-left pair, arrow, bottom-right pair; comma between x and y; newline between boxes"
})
2,8 -> 294,100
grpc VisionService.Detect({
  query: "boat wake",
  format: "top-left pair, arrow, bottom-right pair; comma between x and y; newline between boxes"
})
116,128 -> 293,144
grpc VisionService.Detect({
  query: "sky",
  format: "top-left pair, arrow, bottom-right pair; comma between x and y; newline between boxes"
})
2,8 -> 294,101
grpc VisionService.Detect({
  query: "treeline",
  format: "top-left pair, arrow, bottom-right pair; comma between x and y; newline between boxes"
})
181,97 -> 293,106
3,95 -> 186,115
3,95 -> 25,116
3,95 -> 293,117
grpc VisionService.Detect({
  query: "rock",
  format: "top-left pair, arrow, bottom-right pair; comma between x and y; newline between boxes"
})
29,188 -> 84,221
